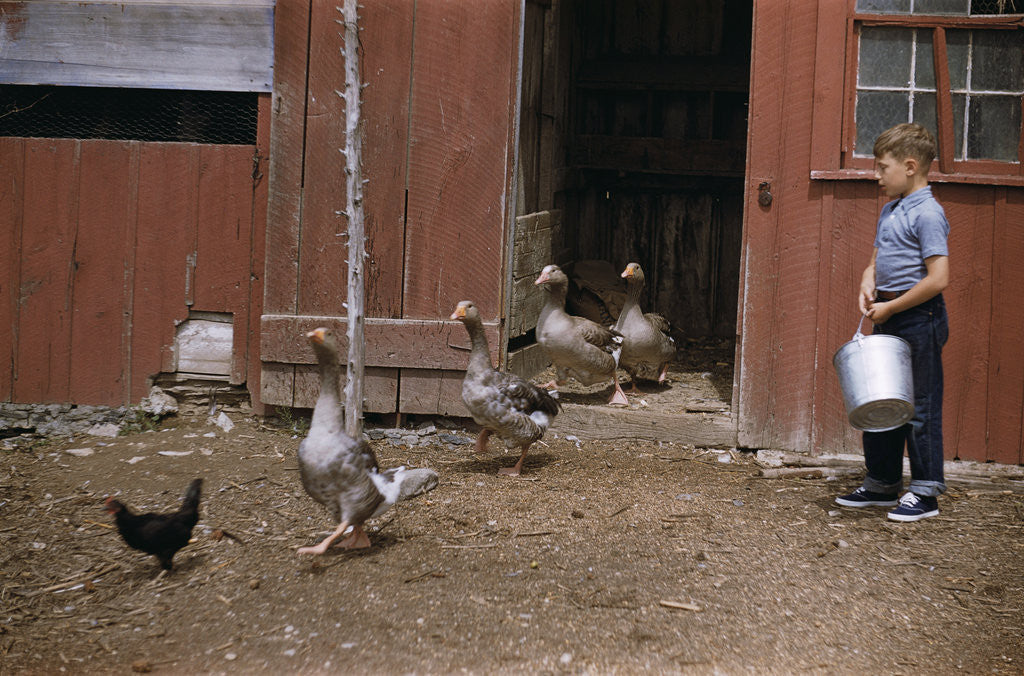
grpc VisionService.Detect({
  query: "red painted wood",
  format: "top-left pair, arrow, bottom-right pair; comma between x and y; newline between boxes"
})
403,0 -> 520,321
195,144 -> 255,384
932,28 -> 955,175
988,189 -> 1024,464
740,2 -> 827,451
247,93 -> 272,413
360,0 -> 414,319
815,180 -> 881,455
131,144 -> 198,402
15,140 -> 79,403
297,0 -> 352,318
744,1 -> 1024,463
263,0 -> 310,317
297,0 -> 412,319
809,1 -> 850,171
941,186 -> 995,462
0,138 -> 24,402
67,141 -> 136,405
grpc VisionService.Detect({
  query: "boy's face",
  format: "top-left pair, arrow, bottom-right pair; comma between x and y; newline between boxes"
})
874,152 -> 914,198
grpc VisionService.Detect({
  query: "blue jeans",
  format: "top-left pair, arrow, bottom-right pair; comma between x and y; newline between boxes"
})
861,295 -> 948,497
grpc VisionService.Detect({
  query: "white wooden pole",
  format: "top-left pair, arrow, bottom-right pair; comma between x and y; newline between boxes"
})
338,0 -> 365,439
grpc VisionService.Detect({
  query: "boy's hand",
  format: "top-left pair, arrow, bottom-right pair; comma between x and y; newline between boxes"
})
866,300 -> 895,325
858,285 -> 875,315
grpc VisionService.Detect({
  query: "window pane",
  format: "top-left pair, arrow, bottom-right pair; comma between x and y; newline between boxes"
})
915,0 -> 970,13
912,92 -> 938,134
856,90 -> 911,153
972,30 -> 1024,91
859,27 -> 913,87
856,0 -> 911,12
916,30 -> 936,89
968,95 -> 1021,161
946,31 -> 970,90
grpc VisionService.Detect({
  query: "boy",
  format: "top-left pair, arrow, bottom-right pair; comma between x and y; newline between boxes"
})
835,123 -> 950,522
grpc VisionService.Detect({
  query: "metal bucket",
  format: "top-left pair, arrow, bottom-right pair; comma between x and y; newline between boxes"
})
833,316 -> 914,432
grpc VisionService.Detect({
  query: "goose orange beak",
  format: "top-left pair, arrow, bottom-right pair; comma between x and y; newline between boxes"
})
307,328 -> 327,343
535,270 -> 549,285
450,306 -> 466,320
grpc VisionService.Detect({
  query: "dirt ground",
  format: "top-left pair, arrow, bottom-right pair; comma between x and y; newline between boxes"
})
3,395 -> 1023,676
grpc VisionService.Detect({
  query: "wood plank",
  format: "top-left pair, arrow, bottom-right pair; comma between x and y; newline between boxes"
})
403,0 -> 520,321
259,314 -> 499,370
194,144 -> 254,384
815,180 -> 881,456
551,403 -> 735,447
987,188 -> 1024,464
507,342 -> 548,380
67,141 -> 134,405
263,364 -> 398,413
130,143 -> 197,402
575,59 -> 748,92
295,0 -> 354,318
247,93 -> 271,413
262,0 -> 309,316
808,0 -> 849,171
0,2 -> 273,92
571,136 -> 746,177
0,138 -> 25,402
13,139 -> 79,403
397,368 -> 467,416
738,2 -> 824,452
942,185 -> 994,463
508,210 -> 555,337
360,0 -> 415,318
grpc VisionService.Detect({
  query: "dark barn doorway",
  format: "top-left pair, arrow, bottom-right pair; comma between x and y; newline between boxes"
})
516,0 -> 752,406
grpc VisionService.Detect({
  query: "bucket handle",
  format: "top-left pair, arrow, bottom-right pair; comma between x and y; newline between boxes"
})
852,312 -> 869,345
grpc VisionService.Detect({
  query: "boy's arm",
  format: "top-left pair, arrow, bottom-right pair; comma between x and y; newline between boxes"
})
867,254 -> 949,324
858,249 -> 878,315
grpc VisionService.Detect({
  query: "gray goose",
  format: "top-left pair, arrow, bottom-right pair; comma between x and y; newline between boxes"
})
452,301 -> 560,476
296,327 -> 423,554
615,262 -> 676,392
534,264 -> 628,406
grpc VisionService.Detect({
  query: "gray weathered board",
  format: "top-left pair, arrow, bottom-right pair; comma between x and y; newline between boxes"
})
0,1 -> 273,92
507,209 -> 557,339
551,404 -> 735,447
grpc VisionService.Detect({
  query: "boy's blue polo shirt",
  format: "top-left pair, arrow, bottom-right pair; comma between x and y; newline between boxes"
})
874,185 -> 949,292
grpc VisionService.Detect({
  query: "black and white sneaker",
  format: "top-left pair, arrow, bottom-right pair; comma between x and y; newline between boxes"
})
835,487 -> 899,507
887,492 -> 939,522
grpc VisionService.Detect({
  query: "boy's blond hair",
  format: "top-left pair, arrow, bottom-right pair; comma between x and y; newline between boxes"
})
873,123 -> 937,171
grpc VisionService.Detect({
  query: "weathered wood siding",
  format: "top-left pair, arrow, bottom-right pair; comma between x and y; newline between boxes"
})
261,0 -> 522,414
0,121 -> 269,406
740,1 -> 1024,464
0,1 -> 274,92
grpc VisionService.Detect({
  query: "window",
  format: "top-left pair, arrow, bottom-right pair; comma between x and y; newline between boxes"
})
811,0 -> 1024,184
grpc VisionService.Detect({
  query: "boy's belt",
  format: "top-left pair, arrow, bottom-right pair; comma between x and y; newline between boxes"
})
876,290 -> 908,301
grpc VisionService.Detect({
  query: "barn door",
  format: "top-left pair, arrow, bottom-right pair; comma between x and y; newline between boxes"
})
260,0 -> 522,415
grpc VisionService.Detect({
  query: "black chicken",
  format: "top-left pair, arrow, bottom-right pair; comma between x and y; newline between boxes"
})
105,478 -> 202,571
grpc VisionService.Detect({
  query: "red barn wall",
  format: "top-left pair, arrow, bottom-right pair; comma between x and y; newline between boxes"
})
0,114 -> 269,407
739,1 -> 1024,464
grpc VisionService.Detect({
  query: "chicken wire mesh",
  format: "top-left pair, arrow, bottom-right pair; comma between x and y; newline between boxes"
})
0,85 -> 258,145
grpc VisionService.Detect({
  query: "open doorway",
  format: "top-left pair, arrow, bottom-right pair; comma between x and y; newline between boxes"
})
512,0 -> 751,417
